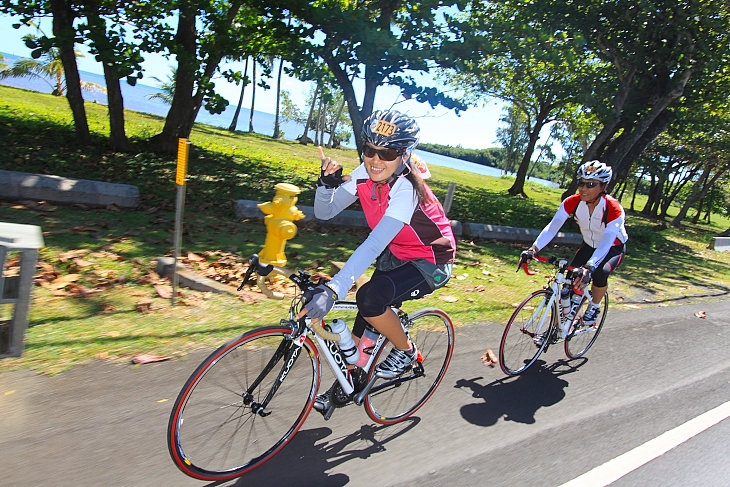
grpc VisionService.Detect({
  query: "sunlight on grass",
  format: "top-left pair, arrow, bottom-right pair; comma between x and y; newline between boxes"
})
1,84 -> 729,374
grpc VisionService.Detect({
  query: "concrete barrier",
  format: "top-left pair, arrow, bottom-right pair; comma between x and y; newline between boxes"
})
234,199 -> 577,244
0,170 -> 139,208
462,222 -> 582,245
711,237 -> 730,252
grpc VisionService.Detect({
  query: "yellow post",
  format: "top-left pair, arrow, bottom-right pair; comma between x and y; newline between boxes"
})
257,183 -> 305,267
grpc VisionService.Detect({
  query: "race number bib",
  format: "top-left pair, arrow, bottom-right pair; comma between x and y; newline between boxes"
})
372,119 -> 396,137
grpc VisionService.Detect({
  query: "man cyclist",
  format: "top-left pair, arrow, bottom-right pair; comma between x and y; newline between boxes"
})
522,160 -> 628,326
296,110 -> 456,414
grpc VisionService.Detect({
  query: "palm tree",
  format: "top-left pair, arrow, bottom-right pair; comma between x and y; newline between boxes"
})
0,34 -> 105,97
146,68 -> 176,105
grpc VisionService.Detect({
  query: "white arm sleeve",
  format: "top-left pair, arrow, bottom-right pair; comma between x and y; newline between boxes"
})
327,216 -> 404,298
313,185 -> 358,220
586,216 -> 623,269
532,206 -> 570,251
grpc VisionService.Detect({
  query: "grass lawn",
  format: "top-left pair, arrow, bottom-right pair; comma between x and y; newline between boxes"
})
1,85 -> 729,375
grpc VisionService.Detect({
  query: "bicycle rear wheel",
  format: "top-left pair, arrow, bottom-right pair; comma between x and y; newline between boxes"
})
168,326 -> 321,481
499,289 -> 555,375
565,293 -> 608,359
364,309 -> 454,425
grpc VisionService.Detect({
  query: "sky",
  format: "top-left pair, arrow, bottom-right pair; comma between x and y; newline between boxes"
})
0,14 -> 507,150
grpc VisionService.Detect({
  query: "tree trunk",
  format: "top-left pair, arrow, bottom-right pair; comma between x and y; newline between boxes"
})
672,164 -> 712,227
248,61 -> 256,132
51,0 -> 90,144
102,63 -> 130,151
605,72 -> 691,184
228,57 -> 248,132
154,1 -> 243,153
300,83 -> 319,145
508,118 -> 544,197
153,3 -> 197,153
318,96 -> 326,146
327,96 -> 347,148
691,199 -> 703,224
583,67 -> 636,162
629,168 -> 645,211
272,57 -> 283,138
82,2 -> 130,151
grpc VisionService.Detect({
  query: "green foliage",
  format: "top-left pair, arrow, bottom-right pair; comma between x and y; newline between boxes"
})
1,85 -> 729,374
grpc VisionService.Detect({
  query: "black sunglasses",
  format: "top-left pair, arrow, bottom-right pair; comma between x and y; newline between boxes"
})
578,180 -> 601,188
362,145 -> 401,161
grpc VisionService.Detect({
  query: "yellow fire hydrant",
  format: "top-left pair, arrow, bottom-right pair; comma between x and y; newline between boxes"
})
257,183 -> 305,267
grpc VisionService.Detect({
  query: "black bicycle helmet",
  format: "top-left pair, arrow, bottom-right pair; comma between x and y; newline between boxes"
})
361,110 -> 420,151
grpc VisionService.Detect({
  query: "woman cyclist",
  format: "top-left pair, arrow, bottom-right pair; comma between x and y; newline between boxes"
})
523,160 -> 628,326
296,110 -> 456,414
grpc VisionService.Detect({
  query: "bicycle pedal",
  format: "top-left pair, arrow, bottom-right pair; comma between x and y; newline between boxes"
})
321,402 -> 336,421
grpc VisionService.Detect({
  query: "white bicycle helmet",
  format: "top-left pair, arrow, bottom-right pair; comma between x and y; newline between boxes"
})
577,160 -> 612,183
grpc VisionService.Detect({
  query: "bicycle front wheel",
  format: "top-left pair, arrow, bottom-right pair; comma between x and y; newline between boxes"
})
499,289 -> 555,375
167,326 -> 321,482
364,309 -> 454,425
565,292 -> 608,359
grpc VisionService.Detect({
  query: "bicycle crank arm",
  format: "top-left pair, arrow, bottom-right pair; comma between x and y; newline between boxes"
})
353,375 -> 379,406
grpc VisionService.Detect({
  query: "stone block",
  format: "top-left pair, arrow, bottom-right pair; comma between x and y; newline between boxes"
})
0,170 -> 139,208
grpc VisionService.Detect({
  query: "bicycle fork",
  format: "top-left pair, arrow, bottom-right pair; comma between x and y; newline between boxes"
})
242,335 -> 306,417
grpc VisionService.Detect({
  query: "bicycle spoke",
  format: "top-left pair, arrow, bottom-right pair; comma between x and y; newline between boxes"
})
168,327 -> 320,481
364,310 -> 454,424
499,290 -> 555,375
565,293 -> 608,359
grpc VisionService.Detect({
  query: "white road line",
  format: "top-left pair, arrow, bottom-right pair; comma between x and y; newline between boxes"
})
558,400 -> 730,487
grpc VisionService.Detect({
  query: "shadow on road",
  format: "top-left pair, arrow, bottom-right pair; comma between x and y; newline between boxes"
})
217,417 -> 420,486
455,359 -> 586,426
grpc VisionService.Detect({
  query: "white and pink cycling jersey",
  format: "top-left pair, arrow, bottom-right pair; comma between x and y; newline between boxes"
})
533,193 -> 628,269
347,164 -> 456,265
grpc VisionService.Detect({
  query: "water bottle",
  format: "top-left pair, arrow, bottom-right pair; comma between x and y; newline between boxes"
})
566,291 -> 583,323
355,324 -> 380,368
560,286 -> 571,318
330,319 -> 360,365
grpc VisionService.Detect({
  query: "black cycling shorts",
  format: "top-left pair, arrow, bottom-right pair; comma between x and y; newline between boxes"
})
571,242 -> 626,288
352,263 -> 432,338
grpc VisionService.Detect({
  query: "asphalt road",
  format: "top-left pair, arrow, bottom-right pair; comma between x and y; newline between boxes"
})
2,299 -> 729,487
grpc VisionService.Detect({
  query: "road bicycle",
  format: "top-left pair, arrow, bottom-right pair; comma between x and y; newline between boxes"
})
498,255 -> 608,376
167,254 -> 455,482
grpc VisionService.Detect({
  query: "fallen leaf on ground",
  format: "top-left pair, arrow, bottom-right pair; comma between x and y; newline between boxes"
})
72,258 -> 94,267
187,252 -> 205,262
615,296 -> 625,302
695,311 -> 706,319
132,353 -> 172,364
135,301 -> 153,313
239,292 -> 260,304
439,295 -> 459,302
481,348 -> 498,367
154,284 -> 173,299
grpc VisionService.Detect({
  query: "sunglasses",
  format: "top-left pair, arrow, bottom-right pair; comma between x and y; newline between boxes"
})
362,145 -> 401,161
578,180 -> 601,188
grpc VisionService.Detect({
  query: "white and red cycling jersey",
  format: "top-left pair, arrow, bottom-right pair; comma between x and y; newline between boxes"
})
533,193 -> 628,269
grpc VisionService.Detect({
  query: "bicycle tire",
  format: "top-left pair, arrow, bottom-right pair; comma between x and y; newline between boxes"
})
364,308 -> 454,425
167,326 -> 321,481
564,292 -> 608,359
499,289 -> 555,375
